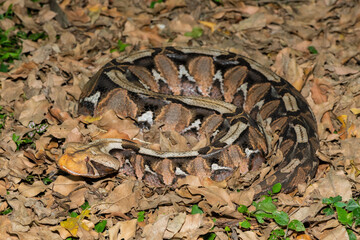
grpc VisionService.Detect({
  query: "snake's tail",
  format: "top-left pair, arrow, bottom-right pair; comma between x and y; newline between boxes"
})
254,138 -> 319,198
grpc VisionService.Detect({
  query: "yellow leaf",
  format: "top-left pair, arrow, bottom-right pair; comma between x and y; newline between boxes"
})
61,217 -> 80,236
348,123 -> 359,138
350,108 -> 360,115
337,115 -> 347,128
88,4 -> 104,13
82,115 -> 102,124
60,209 -> 91,236
199,21 -> 216,32
292,78 -> 305,91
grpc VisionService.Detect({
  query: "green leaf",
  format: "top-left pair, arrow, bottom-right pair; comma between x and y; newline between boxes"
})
256,196 -> 277,213
0,208 -> 13,215
323,196 -> 342,205
353,207 -> 360,218
336,207 -> 353,226
334,201 -> 346,208
0,62 -> 8,72
110,40 -> 130,53
239,220 -> 251,229
137,211 -> 145,222
322,198 -> 332,205
95,220 -> 107,233
270,228 -> 285,238
0,4 -> 14,19
347,229 -> 357,240
12,133 -> 20,142
308,46 -> 318,54
254,211 -> 274,224
70,211 -> 78,218
191,205 -> 204,214
323,207 -> 335,216
354,218 -> 360,227
28,32 -> 47,41
184,27 -> 203,39
332,195 -> 342,203
272,183 -> 282,194
224,226 -> 231,232
42,177 -> 52,185
288,220 -> 305,232
211,0 -> 222,4
149,0 -> 164,8
268,235 -> 277,240
81,201 -> 90,210
346,199 -> 360,211
273,211 -> 289,226
26,175 -> 34,183
237,205 -> 249,214
203,233 -> 216,240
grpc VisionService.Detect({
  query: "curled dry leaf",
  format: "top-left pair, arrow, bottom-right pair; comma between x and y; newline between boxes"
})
18,180 -> 47,198
52,175 -> 86,196
46,118 -> 80,139
108,219 -> 137,240
142,214 -> 170,239
319,224 -> 349,240
17,95 -> 50,126
175,214 -> 214,239
1,80 -> 25,103
309,169 -> 352,201
187,186 -> 237,216
96,110 -> 139,139
95,180 -> 137,214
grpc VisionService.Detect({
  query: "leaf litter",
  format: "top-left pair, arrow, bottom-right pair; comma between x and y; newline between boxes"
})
0,0 -> 360,239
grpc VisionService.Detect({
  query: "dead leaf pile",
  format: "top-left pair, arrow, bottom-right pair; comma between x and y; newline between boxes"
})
0,0 -> 360,239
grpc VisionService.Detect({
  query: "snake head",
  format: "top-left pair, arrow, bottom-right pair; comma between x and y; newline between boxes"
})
58,142 -> 120,178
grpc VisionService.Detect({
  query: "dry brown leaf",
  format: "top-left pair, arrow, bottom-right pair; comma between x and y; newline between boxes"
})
96,110 -> 139,139
230,188 -> 255,206
97,128 -> 130,140
163,212 -> 186,239
310,78 -> 335,132
159,131 -> 189,152
290,202 -> 323,222
142,214 -> 170,239
6,195 -> 34,226
65,7 -> 91,23
236,229 -> 261,240
139,191 -> 199,211
333,66 -> 358,75
175,214 -> 214,239
309,169 -> 352,201
65,127 -> 83,143
95,180 -> 137,214
46,118 -> 79,139
16,95 -> 50,126
1,80 -> 24,103
0,216 -> 14,239
168,14 -> 196,33
52,175 -> 86,196
37,8 -> 57,24
18,180 -> 47,198
187,186 -> 237,215
69,188 -> 87,209
108,219 -> 137,240
0,180 -> 7,196
319,224 -> 349,240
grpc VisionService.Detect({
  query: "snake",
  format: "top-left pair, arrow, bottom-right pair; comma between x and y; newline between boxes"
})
58,47 -> 319,197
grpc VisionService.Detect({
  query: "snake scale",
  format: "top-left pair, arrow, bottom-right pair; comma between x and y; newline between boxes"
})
58,47 -> 319,197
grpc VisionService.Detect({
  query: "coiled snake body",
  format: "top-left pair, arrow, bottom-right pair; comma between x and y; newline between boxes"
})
58,47 -> 319,197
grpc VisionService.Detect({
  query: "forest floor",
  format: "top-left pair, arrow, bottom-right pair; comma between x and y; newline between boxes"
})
0,0 -> 360,239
